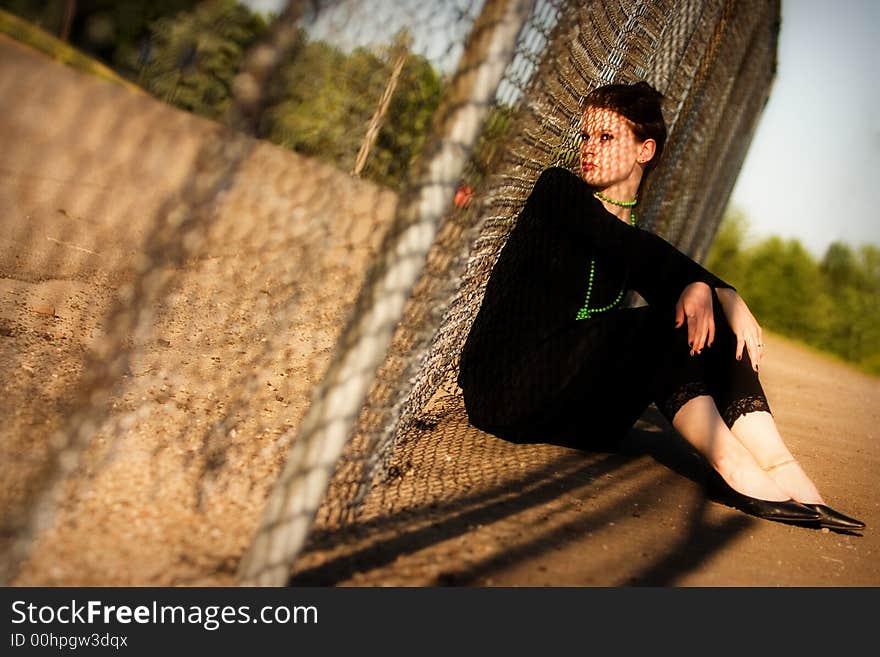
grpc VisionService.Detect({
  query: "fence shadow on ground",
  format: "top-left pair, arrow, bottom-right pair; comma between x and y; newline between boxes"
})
289,406 -> 754,586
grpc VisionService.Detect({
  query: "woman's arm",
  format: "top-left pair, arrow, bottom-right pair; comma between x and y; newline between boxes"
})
531,167 -> 735,311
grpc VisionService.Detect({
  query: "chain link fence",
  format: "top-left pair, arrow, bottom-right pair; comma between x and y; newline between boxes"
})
0,0 -> 779,585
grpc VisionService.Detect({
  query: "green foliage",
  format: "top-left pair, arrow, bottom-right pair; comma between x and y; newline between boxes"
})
705,208 -> 749,284
263,31 -> 443,189
264,40 -> 373,165
0,0 -> 201,76
0,7 -> 134,88
360,50 -> 444,187
706,209 -> 880,376
742,238 -> 824,339
137,0 -> 267,119
0,0 -> 68,33
467,103 -> 516,187
5,2 -> 445,190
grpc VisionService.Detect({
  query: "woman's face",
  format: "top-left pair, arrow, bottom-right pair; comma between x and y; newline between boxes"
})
578,106 -> 651,189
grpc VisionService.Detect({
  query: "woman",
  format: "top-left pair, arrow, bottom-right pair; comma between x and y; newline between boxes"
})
457,81 -> 864,531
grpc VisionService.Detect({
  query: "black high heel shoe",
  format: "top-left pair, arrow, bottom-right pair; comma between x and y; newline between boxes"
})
801,504 -> 866,532
707,471 -> 822,524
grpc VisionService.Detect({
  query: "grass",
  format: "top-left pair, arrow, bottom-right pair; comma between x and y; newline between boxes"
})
0,8 -> 141,93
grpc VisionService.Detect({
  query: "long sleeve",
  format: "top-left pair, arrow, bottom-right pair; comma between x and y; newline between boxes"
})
527,167 -> 733,309
458,166 -> 738,432
458,166 -> 733,394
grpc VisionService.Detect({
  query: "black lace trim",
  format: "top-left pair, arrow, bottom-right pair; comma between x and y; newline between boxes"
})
657,381 -> 709,423
722,393 -> 771,428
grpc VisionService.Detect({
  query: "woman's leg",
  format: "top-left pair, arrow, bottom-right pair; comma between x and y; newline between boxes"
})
729,411 -> 824,504
670,395 -> 790,501
693,293 -> 826,504
648,300 -> 791,501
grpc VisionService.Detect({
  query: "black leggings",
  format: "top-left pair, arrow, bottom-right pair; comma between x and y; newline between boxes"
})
486,290 -> 771,447
650,289 -> 770,428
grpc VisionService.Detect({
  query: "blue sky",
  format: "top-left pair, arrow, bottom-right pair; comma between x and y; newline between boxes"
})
245,0 -> 879,256
729,0 -> 879,256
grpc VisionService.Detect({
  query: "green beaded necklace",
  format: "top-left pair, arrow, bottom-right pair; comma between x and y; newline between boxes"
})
574,191 -> 637,321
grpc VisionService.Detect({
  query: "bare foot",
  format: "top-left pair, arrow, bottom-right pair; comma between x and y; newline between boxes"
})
763,459 -> 824,505
714,452 -> 790,502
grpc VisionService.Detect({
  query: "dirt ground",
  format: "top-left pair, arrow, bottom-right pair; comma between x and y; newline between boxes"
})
1,37 -> 878,587
291,331 -> 878,587
0,36 -> 395,586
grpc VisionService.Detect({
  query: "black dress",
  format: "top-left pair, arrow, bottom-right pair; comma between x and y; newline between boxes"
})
457,167 -> 770,447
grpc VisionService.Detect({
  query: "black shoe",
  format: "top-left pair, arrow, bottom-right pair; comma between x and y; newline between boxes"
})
802,504 -> 866,531
707,471 -> 822,524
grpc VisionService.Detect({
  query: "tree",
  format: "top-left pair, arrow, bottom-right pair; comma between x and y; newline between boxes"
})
262,34 -> 443,190
0,1 -> 203,77
1,0 -> 69,34
352,30 -> 413,177
263,38 -> 362,163
741,237 -> 823,340
821,241 -> 863,291
705,207 -> 750,287
359,47 -> 443,187
820,243 -> 880,371
707,211 -> 879,375
138,0 -> 267,119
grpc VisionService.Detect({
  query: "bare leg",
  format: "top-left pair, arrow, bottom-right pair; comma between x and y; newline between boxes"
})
729,411 -> 824,504
671,395 -> 789,501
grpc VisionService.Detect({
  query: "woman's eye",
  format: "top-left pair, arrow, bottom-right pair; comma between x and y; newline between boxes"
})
579,132 -> 613,142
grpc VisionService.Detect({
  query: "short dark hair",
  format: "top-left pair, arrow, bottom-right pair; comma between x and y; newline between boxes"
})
584,81 -> 667,170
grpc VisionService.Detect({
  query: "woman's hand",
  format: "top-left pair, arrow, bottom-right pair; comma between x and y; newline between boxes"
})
715,287 -> 763,371
674,282 -> 714,355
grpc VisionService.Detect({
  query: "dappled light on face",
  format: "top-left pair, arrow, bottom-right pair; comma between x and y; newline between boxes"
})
578,107 -> 643,192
